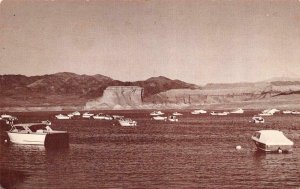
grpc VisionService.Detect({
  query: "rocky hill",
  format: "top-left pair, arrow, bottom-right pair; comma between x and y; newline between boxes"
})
0,72 -> 199,108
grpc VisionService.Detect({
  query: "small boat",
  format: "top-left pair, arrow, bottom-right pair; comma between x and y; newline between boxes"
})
152,116 -> 167,121
251,130 -> 294,153
210,111 -> 229,116
282,110 -> 292,114
112,115 -> 125,120
259,113 -> 273,116
118,118 -> 137,127
291,111 -> 300,115
93,114 -> 113,120
168,115 -> 178,122
230,108 -> 244,114
150,111 -> 165,116
191,109 -> 207,114
71,111 -> 81,116
6,121 -> 69,147
1,114 -> 15,119
172,112 -> 183,116
55,114 -> 71,120
252,115 -> 265,123
82,112 -> 94,119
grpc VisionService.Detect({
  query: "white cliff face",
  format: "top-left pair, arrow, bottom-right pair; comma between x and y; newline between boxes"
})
85,86 -> 143,110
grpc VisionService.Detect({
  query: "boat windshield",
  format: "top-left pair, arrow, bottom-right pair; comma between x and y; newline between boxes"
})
29,124 -> 47,132
253,132 -> 261,139
14,126 -> 26,131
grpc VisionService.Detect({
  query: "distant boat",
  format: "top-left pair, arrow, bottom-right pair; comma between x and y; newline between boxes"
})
172,112 -> 183,116
251,130 -> 294,153
259,113 -> 273,116
118,118 -> 137,127
112,115 -> 125,120
282,110 -> 292,114
262,109 -> 280,115
191,109 -> 207,114
82,112 -> 94,119
252,115 -> 265,123
1,114 -> 14,119
291,111 -> 300,115
93,114 -> 113,120
150,111 -> 165,116
55,114 -> 71,120
71,111 -> 81,116
6,122 -> 69,146
230,108 -> 244,114
168,115 -> 178,122
152,116 -> 167,121
210,111 -> 229,116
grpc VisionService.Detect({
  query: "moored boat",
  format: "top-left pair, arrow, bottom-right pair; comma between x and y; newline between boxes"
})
172,112 -> 183,116
152,116 -> 167,121
252,115 -> 265,123
291,111 -> 300,115
150,111 -> 164,116
82,112 -> 94,119
210,111 -> 229,116
118,118 -> 137,127
251,130 -> 294,153
191,109 -> 207,114
168,115 -> 178,122
230,108 -> 244,114
93,114 -> 113,120
55,114 -> 71,120
6,122 -> 69,147
282,110 -> 292,114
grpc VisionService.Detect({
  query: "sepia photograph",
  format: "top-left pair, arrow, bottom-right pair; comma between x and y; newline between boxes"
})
0,0 -> 300,188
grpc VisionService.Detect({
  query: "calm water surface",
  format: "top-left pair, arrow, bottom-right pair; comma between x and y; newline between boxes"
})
0,110 -> 299,188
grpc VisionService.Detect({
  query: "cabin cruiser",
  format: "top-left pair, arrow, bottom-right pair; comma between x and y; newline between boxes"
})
168,116 -> 178,122
210,111 -> 229,116
191,109 -> 207,114
251,130 -> 294,153
55,114 -> 71,120
112,115 -> 125,120
6,121 -> 69,147
118,118 -> 137,127
93,114 -> 113,120
150,111 -> 165,116
252,115 -> 265,123
152,116 -> 167,121
1,114 -> 14,119
262,109 -> 280,115
259,112 -> 273,116
71,111 -> 81,116
82,112 -> 94,119
230,108 -> 244,114
172,112 -> 183,116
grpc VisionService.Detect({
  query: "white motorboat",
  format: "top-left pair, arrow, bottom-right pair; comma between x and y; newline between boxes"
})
71,111 -> 81,116
262,109 -> 280,115
191,109 -> 207,114
112,115 -> 125,120
55,114 -> 71,120
291,111 -> 300,115
172,112 -> 183,116
252,116 -> 265,123
118,118 -> 137,127
168,115 -> 178,122
150,111 -> 165,116
6,122 -> 69,147
1,114 -> 14,119
93,114 -> 113,120
282,110 -> 292,114
152,116 -> 167,121
251,130 -> 294,153
210,111 -> 229,116
230,108 -> 244,114
82,112 -> 94,119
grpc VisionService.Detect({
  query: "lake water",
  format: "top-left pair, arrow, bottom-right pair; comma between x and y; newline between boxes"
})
0,110 -> 299,188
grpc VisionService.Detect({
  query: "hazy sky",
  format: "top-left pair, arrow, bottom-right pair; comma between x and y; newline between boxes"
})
0,0 -> 300,84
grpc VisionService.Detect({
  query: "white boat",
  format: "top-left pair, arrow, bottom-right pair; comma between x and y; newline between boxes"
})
112,115 -> 125,120
282,110 -> 292,114
118,118 -> 137,127
152,116 -> 167,121
259,113 -> 273,116
291,111 -> 300,115
82,112 -> 94,119
93,114 -> 113,120
168,115 -> 178,122
191,109 -> 207,114
71,111 -> 81,116
1,114 -> 14,119
67,113 -> 74,118
252,116 -> 265,123
55,114 -> 71,120
262,109 -> 280,115
150,111 -> 165,116
6,122 -> 69,146
230,108 -> 244,114
251,130 -> 294,153
172,112 -> 183,116
210,111 -> 229,116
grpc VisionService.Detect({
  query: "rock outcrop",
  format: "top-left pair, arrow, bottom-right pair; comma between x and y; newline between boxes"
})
85,86 -> 144,110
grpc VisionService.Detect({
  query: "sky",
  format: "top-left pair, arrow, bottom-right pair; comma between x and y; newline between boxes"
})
0,0 -> 300,84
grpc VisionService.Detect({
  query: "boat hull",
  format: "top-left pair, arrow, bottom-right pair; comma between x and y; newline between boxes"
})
252,139 -> 293,153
